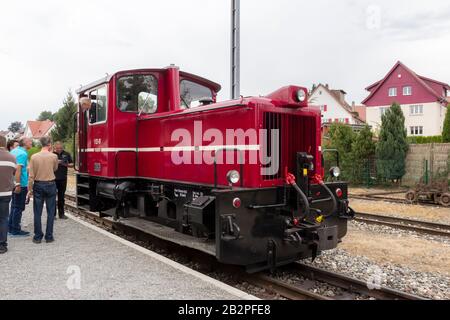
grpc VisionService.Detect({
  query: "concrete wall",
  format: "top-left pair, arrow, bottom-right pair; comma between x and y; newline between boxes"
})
403,143 -> 450,186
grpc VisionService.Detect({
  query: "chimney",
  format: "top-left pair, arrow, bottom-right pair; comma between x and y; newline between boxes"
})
331,89 -> 346,105
325,84 -> 329,89
352,101 -> 356,111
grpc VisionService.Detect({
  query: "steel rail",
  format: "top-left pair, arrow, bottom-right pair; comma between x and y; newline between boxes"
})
355,212 -> 450,238
351,191 -> 408,197
293,263 -> 427,300
350,195 -> 442,208
245,274 -> 332,300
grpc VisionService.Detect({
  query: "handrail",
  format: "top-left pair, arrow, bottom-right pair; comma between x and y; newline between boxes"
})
322,149 -> 340,167
73,112 -> 79,172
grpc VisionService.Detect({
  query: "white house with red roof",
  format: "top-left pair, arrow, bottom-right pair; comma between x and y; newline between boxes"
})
309,84 -> 366,126
363,61 -> 450,136
24,120 -> 56,142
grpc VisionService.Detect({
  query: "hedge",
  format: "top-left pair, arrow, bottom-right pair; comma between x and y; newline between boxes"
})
407,136 -> 443,144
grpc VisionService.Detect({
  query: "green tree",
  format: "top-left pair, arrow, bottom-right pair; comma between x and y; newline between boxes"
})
37,111 -> 55,121
350,125 -> 376,184
8,121 -> 24,133
442,105 -> 450,143
328,123 -> 355,154
52,91 -> 77,143
376,103 -> 409,183
326,123 -> 355,181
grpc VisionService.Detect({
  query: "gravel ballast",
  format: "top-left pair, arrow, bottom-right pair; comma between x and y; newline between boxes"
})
303,249 -> 450,300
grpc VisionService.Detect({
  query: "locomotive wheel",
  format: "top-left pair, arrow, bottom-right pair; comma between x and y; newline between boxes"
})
440,193 -> 450,207
405,191 -> 417,202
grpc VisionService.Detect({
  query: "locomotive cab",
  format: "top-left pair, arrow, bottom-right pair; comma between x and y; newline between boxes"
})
75,65 -> 354,273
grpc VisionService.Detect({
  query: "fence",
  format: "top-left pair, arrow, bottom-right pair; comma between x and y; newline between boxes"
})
324,144 -> 450,187
402,143 -> 450,187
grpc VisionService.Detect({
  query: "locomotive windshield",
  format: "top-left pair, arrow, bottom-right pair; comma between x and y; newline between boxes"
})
117,74 -> 158,113
180,80 -> 213,109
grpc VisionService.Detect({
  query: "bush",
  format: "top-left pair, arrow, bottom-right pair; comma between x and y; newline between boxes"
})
27,147 -> 41,160
407,136 -> 443,144
324,123 -> 355,181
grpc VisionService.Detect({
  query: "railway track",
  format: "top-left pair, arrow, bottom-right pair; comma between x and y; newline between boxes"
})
355,212 -> 450,238
64,194 -> 427,300
246,262 -> 426,300
351,191 -> 408,197
350,195 -> 441,207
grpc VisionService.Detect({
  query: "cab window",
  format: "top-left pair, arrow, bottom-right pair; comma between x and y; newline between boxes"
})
180,80 -> 213,109
89,85 -> 107,124
117,75 -> 158,113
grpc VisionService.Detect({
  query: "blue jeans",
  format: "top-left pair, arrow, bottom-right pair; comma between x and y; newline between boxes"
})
0,196 -> 11,247
33,182 -> 57,241
9,187 -> 28,234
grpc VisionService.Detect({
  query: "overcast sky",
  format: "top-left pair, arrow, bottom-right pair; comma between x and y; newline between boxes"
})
0,0 -> 449,130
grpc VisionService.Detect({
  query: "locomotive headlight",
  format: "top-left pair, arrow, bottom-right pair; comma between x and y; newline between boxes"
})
330,167 -> 341,178
227,170 -> 241,185
296,89 -> 307,102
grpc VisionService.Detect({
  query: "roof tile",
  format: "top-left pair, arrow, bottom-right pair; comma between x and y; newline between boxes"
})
26,120 -> 55,139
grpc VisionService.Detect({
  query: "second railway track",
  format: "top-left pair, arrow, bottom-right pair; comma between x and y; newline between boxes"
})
355,212 -> 450,238
350,194 -> 446,208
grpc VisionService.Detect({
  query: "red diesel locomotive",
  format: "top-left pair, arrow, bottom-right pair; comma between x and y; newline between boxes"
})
75,65 -> 354,272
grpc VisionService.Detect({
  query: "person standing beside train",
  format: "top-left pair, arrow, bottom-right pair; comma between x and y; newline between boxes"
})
9,137 -> 32,237
0,136 -> 17,254
28,137 -> 58,244
53,142 -> 73,220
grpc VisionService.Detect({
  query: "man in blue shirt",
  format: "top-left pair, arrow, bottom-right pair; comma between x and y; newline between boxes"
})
9,137 -> 32,237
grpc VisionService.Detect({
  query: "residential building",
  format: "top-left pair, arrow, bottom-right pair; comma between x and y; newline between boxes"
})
0,130 -> 16,141
362,61 -> 449,136
24,120 -> 56,142
309,84 -> 366,131
352,103 -> 367,122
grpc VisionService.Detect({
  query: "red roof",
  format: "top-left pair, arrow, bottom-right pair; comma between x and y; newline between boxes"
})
362,61 -> 450,105
26,120 -> 55,139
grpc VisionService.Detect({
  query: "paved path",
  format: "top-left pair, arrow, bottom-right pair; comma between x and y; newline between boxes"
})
0,205 -> 255,300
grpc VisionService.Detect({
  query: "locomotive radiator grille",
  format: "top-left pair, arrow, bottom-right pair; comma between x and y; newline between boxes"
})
263,112 -> 282,180
263,112 -> 316,181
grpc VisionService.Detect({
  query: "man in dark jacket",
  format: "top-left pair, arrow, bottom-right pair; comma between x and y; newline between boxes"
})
0,135 -> 17,254
53,142 -> 73,220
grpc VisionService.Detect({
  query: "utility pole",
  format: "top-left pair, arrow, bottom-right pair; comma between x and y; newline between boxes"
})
231,0 -> 240,99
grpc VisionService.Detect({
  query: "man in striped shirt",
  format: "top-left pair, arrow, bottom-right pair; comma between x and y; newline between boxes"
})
0,136 -> 17,254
